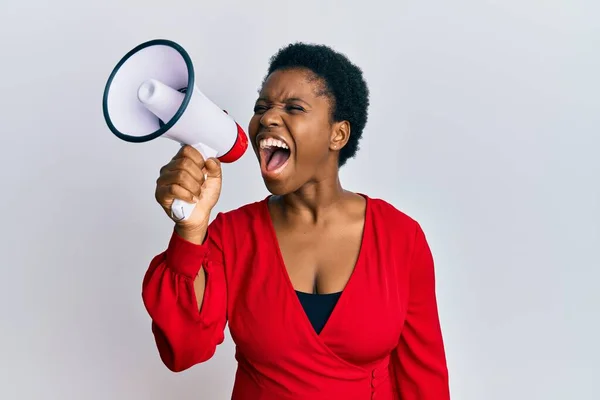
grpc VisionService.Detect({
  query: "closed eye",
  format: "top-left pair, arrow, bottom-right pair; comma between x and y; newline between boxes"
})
253,105 -> 267,114
253,103 -> 307,114
286,105 -> 306,112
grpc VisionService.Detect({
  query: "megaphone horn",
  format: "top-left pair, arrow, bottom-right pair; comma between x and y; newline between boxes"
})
102,39 -> 248,221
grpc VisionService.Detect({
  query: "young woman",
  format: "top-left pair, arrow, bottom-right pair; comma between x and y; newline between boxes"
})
142,43 -> 450,399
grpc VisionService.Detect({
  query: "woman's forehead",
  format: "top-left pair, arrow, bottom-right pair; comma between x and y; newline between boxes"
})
259,69 -> 324,101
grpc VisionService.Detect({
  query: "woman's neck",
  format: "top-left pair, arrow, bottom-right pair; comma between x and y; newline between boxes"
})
275,175 -> 352,224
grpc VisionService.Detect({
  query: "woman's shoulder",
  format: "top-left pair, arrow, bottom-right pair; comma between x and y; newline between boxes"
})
211,196 -> 269,226
364,193 -> 420,231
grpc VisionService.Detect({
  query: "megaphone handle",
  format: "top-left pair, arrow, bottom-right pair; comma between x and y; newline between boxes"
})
171,143 -> 219,222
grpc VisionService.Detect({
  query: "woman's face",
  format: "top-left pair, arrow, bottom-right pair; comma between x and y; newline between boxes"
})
248,68 -> 347,195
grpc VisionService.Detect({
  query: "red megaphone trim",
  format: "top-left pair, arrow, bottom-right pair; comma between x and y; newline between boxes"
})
218,122 -> 248,163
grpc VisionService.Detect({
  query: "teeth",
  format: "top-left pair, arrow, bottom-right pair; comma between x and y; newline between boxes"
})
259,138 -> 289,150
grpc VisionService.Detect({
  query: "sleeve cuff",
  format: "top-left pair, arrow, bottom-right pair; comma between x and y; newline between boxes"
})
165,229 -> 209,279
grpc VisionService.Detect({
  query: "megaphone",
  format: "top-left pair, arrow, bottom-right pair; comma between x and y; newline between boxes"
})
102,39 -> 248,221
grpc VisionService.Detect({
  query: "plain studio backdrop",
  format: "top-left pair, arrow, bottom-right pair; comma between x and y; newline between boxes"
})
0,0 -> 598,399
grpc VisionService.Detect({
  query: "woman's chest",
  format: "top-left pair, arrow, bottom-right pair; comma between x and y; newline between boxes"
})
276,226 -> 365,294
224,240 -> 410,368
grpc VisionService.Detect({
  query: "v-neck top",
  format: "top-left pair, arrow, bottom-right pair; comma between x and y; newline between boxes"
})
142,194 -> 450,400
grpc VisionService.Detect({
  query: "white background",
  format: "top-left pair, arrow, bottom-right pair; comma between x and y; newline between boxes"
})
1,1 -> 598,399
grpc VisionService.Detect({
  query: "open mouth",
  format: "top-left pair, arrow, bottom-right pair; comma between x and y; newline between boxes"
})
259,137 -> 291,172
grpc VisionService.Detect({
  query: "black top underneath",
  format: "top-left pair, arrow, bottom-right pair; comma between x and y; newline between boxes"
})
296,290 -> 342,334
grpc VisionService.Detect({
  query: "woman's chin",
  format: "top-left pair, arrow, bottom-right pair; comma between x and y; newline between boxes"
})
261,167 -> 294,195
263,174 -> 288,191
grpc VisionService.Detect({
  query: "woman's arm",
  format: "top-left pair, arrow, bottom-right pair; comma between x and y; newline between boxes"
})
391,222 -> 450,399
141,212 -> 228,372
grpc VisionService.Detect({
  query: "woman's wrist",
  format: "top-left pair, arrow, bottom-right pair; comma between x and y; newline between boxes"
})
174,220 -> 209,245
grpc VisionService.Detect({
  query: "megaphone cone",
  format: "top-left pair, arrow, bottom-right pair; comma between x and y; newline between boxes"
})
102,39 -> 248,221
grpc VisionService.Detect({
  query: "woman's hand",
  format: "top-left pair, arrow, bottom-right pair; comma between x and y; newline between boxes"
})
155,145 -> 222,242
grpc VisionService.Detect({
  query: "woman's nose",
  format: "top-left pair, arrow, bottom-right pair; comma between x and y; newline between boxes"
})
260,108 -> 282,128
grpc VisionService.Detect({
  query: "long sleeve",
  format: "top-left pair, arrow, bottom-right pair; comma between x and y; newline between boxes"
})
391,222 -> 450,399
141,212 -> 227,372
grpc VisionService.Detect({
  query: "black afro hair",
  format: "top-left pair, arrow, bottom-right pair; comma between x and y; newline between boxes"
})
264,42 -> 370,167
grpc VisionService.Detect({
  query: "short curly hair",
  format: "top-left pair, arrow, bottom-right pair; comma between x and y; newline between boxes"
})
264,42 -> 370,167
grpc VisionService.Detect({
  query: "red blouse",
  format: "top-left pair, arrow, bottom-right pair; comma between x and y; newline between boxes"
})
142,195 -> 450,399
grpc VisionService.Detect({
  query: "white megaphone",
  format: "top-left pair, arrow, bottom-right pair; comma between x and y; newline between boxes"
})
102,39 -> 248,221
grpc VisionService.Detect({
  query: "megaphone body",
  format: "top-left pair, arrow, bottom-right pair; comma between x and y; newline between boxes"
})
102,39 -> 248,221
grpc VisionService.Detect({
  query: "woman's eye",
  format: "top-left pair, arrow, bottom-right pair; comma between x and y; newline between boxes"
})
253,105 -> 267,113
287,105 -> 305,112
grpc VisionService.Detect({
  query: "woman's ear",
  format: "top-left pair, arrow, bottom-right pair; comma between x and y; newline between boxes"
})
330,120 -> 350,150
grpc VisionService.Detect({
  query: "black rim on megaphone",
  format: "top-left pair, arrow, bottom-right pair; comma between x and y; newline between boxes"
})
102,39 -> 195,143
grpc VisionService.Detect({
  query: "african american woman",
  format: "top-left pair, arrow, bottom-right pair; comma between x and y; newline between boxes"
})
142,43 -> 451,399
